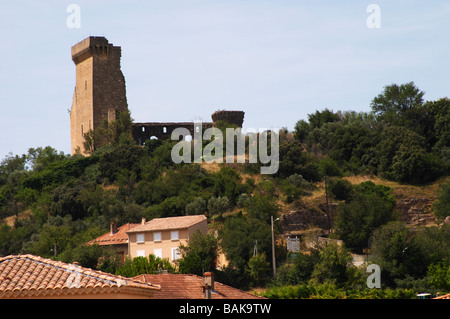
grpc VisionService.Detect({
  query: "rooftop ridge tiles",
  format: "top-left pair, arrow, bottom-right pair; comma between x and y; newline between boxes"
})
0,255 -> 124,288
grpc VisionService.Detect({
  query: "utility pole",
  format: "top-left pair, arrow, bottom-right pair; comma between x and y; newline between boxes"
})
324,176 -> 331,233
271,216 -> 279,277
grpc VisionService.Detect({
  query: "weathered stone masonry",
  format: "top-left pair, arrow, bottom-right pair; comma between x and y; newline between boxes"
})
132,111 -> 245,144
70,37 -> 128,155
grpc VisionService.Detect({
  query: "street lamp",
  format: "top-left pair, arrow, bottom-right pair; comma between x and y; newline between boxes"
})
271,216 -> 280,277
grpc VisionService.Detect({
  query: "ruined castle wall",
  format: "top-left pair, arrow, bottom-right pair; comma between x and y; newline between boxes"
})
132,122 -> 214,144
211,110 -> 245,127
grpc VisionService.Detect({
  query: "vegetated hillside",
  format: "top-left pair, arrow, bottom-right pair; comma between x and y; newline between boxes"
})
298,174 -> 448,228
0,81 -> 449,296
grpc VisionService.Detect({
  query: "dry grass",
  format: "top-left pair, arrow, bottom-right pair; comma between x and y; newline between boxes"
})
287,174 -> 448,219
342,175 -> 449,199
4,209 -> 33,227
200,161 -> 222,173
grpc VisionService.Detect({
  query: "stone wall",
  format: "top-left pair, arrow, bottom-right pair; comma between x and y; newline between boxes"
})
131,110 -> 245,143
280,207 -> 330,233
211,110 -> 245,127
395,196 -> 438,226
70,37 -> 128,155
132,122 -> 213,144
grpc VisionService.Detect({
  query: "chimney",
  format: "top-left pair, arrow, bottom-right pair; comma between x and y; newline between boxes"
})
110,222 -> 117,235
141,217 -> 146,225
203,272 -> 214,299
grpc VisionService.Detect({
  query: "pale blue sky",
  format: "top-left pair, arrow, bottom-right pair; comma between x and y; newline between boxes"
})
1,1 -> 449,159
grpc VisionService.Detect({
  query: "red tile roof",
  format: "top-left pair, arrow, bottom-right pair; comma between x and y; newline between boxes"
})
128,215 -> 207,233
87,223 -> 140,246
434,293 -> 450,299
133,273 -> 264,299
0,255 -> 160,298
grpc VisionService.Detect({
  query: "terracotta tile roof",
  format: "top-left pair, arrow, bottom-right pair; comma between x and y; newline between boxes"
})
133,273 -> 264,299
434,293 -> 450,299
0,254 -> 160,299
127,215 -> 207,233
87,223 -> 140,246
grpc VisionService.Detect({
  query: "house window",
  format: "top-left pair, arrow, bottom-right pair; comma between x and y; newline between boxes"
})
163,127 -> 167,133
171,248 -> 180,261
171,231 -> 179,241
136,233 -> 145,244
154,248 -> 162,259
137,250 -> 146,257
153,232 -> 162,242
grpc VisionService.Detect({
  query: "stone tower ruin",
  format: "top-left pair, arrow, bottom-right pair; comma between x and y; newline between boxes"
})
69,36 -> 244,154
70,36 -> 128,155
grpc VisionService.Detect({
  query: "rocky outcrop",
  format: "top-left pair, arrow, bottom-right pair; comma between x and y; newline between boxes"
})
281,196 -> 439,235
280,192 -> 440,237
395,196 -> 438,226
280,206 -> 330,233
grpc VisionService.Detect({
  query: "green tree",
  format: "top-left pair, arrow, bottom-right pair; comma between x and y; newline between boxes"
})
327,177 -> 353,201
297,114 -> 381,174
369,222 -> 419,286
335,182 -> 396,252
248,193 -> 279,223
376,126 -> 444,184
49,183 -> 87,220
236,193 -> 250,209
58,244 -> 112,270
115,255 -> 175,277
310,242 -> 355,287
319,157 -> 342,177
83,110 -> 134,154
98,144 -> 146,183
427,259 -> 450,292
212,166 -> 242,204
26,146 -> 68,172
409,225 -> 450,278
220,214 -> 272,269
0,152 -> 26,186
294,120 -> 310,142
207,196 -> 230,217
276,138 -> 321,181
371,82 -> 424,126
27,223 -> 72,258
390,145 -> 444,184
178,230 -> 218,275
433,180 -> 450,219
0,224 -> 13,256
247,253 -> 270,286
275,251 -> 318,285
185,197 -> 207,215
294,109 -> 341,141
